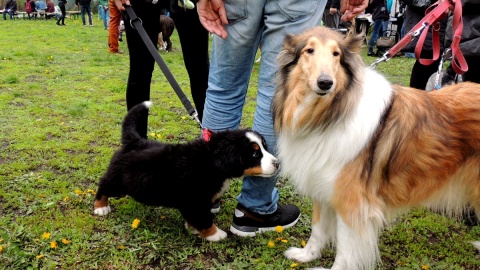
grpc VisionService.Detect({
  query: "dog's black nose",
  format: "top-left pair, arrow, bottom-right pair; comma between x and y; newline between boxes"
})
317,76 -> 333,90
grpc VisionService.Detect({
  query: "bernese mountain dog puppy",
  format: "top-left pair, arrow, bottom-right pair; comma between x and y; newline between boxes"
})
93,101 -> 278,241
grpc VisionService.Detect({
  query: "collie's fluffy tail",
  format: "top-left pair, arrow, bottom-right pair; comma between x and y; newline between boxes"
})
122,101 -> 152,145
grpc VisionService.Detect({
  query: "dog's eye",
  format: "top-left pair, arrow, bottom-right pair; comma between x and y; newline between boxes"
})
333,51 -> 340,57
306,48 -> 314,54
252,151 -> 260,158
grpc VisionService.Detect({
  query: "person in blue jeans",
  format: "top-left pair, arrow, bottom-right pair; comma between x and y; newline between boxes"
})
366,0 -> 390,56
99,0 -> 109,30
76,0 -> 93,26
197,0 -> 326,237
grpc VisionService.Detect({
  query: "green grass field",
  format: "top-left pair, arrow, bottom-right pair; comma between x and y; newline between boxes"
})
1,16 -> 480,269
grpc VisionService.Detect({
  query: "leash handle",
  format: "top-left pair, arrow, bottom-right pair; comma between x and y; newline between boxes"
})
124,5 -> 204,129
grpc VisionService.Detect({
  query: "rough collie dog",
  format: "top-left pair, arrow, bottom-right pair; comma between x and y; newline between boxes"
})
273,26 -> 480,269
94,101 -> 278,241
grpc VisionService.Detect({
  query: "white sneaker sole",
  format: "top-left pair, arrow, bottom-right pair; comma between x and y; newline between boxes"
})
229,215 -> 300,237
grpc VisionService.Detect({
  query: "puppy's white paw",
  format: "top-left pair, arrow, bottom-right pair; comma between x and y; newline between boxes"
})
184,222 -> 200,234
284,246 -> 320,263
93,206 -> 111,216
205,228 -> 227,241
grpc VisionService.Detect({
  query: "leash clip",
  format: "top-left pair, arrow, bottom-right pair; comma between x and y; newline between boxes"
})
370,54 -> 389,70
130,17 -> 143,29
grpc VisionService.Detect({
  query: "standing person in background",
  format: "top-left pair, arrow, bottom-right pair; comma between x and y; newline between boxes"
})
108,0 -> 122,53
323,0 -> 341,28
441,0 -> 480,85
56,0 -> 66,25
3,0 -> 17,20
403,0 -> 446,89
99,0 -> 109,30
366,0 -> 390,56
76,0 -> 93,26
196,0 -> 326,236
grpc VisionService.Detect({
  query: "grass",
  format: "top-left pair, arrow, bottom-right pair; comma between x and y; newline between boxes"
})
1,16 -> 480,270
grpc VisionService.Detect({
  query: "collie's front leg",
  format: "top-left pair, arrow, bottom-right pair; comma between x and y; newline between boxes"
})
284,201 -> 336,263
329,215 -> 380,270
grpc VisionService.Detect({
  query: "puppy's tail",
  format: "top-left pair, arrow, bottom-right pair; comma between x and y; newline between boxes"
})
122,101 -> 152,145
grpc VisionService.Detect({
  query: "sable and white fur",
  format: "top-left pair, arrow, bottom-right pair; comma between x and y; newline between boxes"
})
273,26 -> 480,269
94,101 -> 278,242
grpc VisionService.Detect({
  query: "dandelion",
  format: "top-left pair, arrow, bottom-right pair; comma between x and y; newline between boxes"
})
301,240 -> 306,247
290,262 -> 299,268
0,246 -> 3,252
132,218 -> 140,229
267,241 -> 275,248
181,116 -> 187,120
50,241 -> 58,249
421,265 -> 430,270
275,225 -> 284,233
117,245 -> 126,250
150,132 -> 156,137
36,254 -> 45,259
63,196 -> 69,202
157,134 -> 162,139
42,232 -> 51,239
75,189 -> 83,195
87,189 -> 96,194
281,239 -> 288,243
62,239 -> 70,245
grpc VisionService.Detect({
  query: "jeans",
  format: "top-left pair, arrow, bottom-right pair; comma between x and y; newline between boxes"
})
368,18 -> 388,53
3,9 -> 14,19
202,0 -> 325,214
100,5 -> 109,29
80,4 -> 92,26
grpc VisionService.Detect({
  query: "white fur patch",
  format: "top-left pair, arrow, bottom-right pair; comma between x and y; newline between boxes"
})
246,131 -> 278,177
93,206 -> 111,216
205,228 -> 227,241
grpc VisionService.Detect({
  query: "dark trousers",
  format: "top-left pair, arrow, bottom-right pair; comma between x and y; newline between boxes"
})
409,51 -> 441,90
125,2 -> 209,138
56,1 -> 66,25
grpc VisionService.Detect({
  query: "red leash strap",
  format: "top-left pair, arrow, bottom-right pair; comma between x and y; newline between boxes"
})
449,0 -> 468,74
372,0 -> 467,74
202,128 -> 213,141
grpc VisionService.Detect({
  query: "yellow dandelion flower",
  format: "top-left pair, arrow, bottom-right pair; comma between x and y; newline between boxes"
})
42,232 -> 51,239
36,254 -> 44,259
87,189 -> 96,194
181,116 -> 187,120
39,194 -> 45,198
267,241 -> 275,248
301,240 -> 306,247
50,241 -> 58,249
422,265 -> 430,270
63,196 -> 69,202
275,225 -> 284,233
150,132 -> 156,137
62,239 -> 70,245
75,189 -> 83,195
0,245 -> 3,252
281,239 -> 288,243
117,245 -> 126,250
60,122 -> 64,125
290,262 -> 299,268
132,218 -> 141,229
157,134 -> 162,139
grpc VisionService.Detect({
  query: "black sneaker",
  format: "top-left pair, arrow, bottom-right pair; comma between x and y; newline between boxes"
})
211,199 -> 221,214
230,203 -> 300,237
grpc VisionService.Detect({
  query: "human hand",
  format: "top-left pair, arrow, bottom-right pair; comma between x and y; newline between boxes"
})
330,7 -> 337,14
341,0 -> 368,21
112,0 -> 129,11
197,0 -> 228,39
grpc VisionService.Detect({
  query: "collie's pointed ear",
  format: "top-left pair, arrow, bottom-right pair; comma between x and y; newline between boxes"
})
343,33 -> 364,54
277,34 -> 297,67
